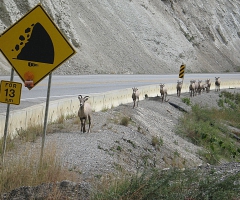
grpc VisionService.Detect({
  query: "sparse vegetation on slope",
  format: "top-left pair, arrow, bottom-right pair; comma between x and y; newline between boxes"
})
176,91 -> 240,164
92,167 -> 240,200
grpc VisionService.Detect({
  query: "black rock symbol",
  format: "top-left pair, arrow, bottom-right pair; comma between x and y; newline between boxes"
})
16,22 -> 54,64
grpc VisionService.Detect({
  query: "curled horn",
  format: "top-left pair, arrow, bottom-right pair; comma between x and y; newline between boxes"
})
78,95 -> 82,99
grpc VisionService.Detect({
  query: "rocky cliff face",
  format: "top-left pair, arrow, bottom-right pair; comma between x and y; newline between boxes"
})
0,0 -> 240,75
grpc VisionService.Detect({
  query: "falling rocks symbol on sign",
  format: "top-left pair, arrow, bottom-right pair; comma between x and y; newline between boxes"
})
15,22 -> 54,64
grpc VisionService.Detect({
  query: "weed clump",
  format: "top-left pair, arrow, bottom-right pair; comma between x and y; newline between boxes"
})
182,97 -> 191,105
151,136 -> 163,151
120,116 -> 130,126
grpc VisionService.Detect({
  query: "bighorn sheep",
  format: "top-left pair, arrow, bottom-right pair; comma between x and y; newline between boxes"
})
78,95 -> 92,133
194,80 -> 199,95
206,79 -> 211,93
215,77 -> 221,92
176,80 -> 183,97
197,80 -> 207,95
132,87 -> 140,108
160,83 -> 168,102
189,80 -> 195,97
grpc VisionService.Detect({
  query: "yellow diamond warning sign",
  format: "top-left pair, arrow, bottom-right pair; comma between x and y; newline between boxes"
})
0,4 -> 76,89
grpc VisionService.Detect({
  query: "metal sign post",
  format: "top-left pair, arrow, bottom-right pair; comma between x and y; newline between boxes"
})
40,72 -> 52,164
1,68 -> 14,166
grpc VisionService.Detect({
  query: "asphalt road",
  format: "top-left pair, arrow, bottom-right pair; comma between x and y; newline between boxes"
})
0,73 -> 239,113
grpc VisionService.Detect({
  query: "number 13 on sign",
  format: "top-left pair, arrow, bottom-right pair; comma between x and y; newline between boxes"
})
0,80 -> 22,105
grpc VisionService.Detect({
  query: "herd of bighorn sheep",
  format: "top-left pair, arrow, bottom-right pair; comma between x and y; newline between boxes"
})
77,77 -> 220,133
188,77 -> 220,97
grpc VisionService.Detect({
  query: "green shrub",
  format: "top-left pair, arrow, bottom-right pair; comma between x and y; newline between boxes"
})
181,97 -> 191,105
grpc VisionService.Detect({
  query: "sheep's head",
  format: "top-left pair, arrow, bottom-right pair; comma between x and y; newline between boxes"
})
159,84 -> 165,89
132,87 -> 138,93
177,80 -> 183,85
78,95 -> 89,108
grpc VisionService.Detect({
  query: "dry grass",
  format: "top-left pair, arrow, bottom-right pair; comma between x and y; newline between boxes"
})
0,142 -> 75,194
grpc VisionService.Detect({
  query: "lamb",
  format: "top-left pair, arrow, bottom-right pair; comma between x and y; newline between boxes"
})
189,80 -> 195,97
206,79 -> 211,93
160,83 -> 168,102
78,95 -> 92,133
176,80 -> 183,97
132,87 -> 140,108
215,77 -> 221,92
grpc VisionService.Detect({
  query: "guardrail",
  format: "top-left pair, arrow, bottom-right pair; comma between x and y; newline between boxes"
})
1,80 -> 240,139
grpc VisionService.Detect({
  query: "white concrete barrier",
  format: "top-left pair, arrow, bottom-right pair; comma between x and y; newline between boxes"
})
0,80 -> 240,139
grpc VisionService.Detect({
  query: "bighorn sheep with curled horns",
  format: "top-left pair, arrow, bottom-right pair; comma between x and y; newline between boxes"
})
132,87 -> 140,108
215,77 -> 221,92
176,80 -> 183,97
160,83 -> 168,102
78,95 -> 92,133
189,80 -> 195,97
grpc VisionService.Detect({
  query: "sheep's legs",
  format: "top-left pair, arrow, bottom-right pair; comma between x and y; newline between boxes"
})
80,117 -> 86,133
87,115 -> 91,133
80,117 -> 91,133
165,93 -> 167,102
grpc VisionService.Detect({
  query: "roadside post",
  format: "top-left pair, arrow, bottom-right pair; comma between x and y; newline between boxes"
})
0,4 -> 76,165
179,63 -> 186,79
179,63 -> 186,86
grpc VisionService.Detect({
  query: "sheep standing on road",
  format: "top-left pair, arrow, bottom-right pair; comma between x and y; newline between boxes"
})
160,83 -> 168,102
78,95 -> 92,133
215,77 -> 221,92
189,80 -> 195,97
176,80 -> 183,97
132,87 -> 140,108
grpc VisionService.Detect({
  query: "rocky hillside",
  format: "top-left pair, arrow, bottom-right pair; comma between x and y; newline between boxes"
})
1,0 -> 240,75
